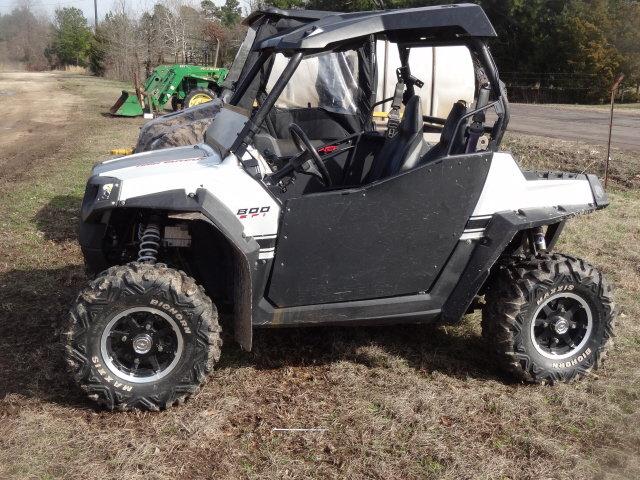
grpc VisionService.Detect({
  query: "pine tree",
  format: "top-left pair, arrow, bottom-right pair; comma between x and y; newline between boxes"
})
52,7 -> 92,66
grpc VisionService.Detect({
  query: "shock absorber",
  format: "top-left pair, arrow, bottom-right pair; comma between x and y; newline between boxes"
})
137,220 -> 161,264
532,226 -> 547,254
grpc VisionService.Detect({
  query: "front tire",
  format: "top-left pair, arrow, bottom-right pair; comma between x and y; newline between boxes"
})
482,253 -> 615,384
63,263 -> 221,411
171,95 -> 183,111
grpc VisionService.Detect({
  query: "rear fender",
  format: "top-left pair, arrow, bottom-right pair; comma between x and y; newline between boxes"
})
441,203 -> 598,324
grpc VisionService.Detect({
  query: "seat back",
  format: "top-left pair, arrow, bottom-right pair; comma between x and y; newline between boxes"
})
419,100 -> 468,164
365,95 -> 424,183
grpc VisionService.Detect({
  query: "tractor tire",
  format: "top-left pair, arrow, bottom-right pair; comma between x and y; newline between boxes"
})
482,253 -> 615,384
184,88 -> 217,108
63,262 -> 222,411
171,96 -> 183,111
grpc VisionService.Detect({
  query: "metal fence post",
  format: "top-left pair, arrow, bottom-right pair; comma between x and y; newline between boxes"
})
605,73 -> 625,189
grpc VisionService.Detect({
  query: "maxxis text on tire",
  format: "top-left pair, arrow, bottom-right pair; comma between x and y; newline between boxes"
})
63,262 -> 222,411
482,253 -> 615,384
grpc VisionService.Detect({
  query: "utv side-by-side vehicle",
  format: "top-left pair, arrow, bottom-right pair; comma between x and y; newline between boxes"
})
65,4 -> 615,411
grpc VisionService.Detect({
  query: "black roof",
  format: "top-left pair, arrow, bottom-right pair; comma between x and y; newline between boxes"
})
242,7 -> 338,26
257,4 -> 497,51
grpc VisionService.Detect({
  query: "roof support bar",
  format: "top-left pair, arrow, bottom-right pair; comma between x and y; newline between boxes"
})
232,52 -> 304,158
229,50 -> 271,106
473,39 -> 510,145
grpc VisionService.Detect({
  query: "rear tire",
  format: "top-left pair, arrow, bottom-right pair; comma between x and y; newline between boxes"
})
63,262 -> 221,411
184,88 -> 216,108
482,253 -> 615,384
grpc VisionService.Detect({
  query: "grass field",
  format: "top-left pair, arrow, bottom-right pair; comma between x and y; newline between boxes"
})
0,72 -> 639,479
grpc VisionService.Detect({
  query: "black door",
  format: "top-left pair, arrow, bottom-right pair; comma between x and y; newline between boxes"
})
267,152 -> 492,307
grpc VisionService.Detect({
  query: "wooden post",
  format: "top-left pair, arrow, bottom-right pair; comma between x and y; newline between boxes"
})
605,74 -> 624,189
133,71 -> 144,110
214,38 -> 220,68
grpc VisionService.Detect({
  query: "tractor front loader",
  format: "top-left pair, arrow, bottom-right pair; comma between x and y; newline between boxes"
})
110,64 -> 229,117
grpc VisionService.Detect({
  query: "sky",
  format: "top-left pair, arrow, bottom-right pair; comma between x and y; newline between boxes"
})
0,0 -> 251,23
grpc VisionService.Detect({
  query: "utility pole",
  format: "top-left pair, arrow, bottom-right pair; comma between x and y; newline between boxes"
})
94,0 -> 98,31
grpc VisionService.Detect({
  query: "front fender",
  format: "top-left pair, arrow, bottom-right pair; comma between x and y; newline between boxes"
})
79,188 -> 264,351
121,188 -> 263,351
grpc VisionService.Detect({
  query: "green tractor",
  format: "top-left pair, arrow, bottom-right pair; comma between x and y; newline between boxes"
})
109,64 -> 229,117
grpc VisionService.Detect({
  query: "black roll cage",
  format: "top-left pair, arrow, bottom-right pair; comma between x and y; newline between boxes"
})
229,27 -> 509,162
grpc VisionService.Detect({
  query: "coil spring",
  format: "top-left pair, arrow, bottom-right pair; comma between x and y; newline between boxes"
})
137,223 -> 161,264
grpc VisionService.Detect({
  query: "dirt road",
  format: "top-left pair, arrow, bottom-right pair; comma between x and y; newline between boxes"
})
0,71 -> 78,180
508,103 -> 640,151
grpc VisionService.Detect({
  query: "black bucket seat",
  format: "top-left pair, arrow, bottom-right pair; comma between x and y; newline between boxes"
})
365,95 -> 425,182
419,100 -> 468,164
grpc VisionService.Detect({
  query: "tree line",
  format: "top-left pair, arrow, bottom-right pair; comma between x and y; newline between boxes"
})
0,0 -> 247,80
1,0 -> 638,103
298,0 -> 640,103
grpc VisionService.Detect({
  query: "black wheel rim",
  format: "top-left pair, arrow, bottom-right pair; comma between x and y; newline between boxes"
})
100,307 -> 184,383
531,292 -> 593,360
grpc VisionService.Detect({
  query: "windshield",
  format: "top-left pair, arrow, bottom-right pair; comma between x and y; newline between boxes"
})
220,25 -> 257,92
204,104 -> 249,156
266,51 -> 359,115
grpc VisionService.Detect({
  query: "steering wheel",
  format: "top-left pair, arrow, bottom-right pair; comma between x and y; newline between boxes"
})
288,123 -> 332,186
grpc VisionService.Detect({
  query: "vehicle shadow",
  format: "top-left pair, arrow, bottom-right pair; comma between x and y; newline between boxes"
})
220,320 -> 507,384
0,264 -> 508,410
33,194 -> 83,243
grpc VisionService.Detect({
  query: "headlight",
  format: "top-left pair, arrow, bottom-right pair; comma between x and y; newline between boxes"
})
97,183 -> 115,202
81,176 -> 121,221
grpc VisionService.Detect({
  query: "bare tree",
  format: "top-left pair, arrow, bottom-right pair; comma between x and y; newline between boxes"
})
100,0 -> 144,81
159,0 -> 189,63
0,0 -> 51,70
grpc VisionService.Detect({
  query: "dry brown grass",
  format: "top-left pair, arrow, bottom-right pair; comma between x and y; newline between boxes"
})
62,65 -> 89,75
502,132 -> 640,190
0,77 -> 639,479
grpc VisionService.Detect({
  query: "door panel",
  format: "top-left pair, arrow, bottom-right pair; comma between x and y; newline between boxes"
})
267,152 -> 492,307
